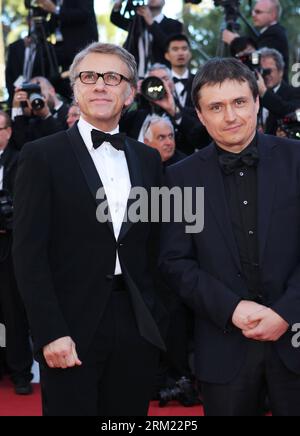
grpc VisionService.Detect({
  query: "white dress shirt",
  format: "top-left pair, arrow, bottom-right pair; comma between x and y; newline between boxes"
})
172,69 -> 189,108
77,118 -> 131,275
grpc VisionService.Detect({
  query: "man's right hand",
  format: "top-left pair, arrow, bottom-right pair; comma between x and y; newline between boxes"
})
43,336 -> 82,369
113,0 -> 123,12
232,300 -> 267,331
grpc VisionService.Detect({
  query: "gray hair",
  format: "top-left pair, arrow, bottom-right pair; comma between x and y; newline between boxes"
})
69,42 -> 138,88
256,0 -> 282,19
268,0 -> 282,19
259,47 -> 285,71
146,63 -> 172,80
144,115 -> 174,142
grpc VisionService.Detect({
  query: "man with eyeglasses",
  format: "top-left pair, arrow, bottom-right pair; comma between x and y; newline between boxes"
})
223,0 -> 289,81
13,42 -> 166,416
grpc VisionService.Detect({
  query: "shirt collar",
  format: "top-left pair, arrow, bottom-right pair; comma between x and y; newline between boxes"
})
154,13 -> 164,24
172,70 -> 189,80
77,117 -> 119,152
216,133 -> 258,156
260,22 -> 278,34
273,83 -> 281,93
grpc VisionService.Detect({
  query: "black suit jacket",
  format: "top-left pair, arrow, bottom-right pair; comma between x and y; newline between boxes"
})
11,103 -> 69,151
257,23 -> 289,81
160,134 -> 300,383
52,0 -> 98,69
111,11 -> 183,70
0,144 -> 19,194
262,82 -> 300,135
13,125 -> 166,361
5,39 -> 55,104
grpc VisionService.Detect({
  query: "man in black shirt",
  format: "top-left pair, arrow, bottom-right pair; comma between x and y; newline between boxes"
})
160,58 -> 300,416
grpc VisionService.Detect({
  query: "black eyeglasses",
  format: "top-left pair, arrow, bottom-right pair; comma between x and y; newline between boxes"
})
77,71 -> 131,86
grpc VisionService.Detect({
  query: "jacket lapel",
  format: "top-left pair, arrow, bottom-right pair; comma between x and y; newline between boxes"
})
118,137 -> 144,242
257,134 -> 278,263
198,144 -> 242,271
66,124 -> 114,237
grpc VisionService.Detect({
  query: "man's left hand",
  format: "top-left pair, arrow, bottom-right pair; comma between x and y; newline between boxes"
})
242,308 -> 289,341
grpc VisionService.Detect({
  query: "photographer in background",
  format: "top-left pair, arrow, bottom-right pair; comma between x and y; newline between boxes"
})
0,111 -> 33,395
256,48 -> 300,135
120,63 -> 211,154
11,76 -> 69,150
36,0 -> 99,71
5,15 -> 55,105
223,0 -> 289,81
111,0 -> 183,78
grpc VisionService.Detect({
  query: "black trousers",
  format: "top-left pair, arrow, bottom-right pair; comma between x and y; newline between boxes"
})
0,235 -> 33,384
202,340 -> 300,416
40,289 -> 160,416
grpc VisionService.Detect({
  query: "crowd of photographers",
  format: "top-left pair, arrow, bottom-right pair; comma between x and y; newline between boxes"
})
0,0 -> 299,405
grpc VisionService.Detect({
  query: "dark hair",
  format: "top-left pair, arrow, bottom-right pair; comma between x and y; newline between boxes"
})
165,34 -> 191,52
230,36 -> 258,57
192,58 -> 259,111
0,110 -> 12,128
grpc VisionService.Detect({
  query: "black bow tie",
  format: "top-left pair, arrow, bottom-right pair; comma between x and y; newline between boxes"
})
91,129 -> 126,151
173,77 -> 188,85
218,147 -> 259,175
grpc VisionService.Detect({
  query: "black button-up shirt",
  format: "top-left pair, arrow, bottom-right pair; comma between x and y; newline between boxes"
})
217,136 -> 263,302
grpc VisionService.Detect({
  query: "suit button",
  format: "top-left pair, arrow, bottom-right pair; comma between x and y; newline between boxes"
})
237,272 -> 242,278
106,275 -> 114,281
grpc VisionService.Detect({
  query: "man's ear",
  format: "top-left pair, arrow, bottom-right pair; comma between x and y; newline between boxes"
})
165,51 -> 171,63
196,108 -> 205,126
124,85 -> 136,108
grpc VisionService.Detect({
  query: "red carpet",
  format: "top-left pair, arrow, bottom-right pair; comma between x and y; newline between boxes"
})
0,378 -> 203,416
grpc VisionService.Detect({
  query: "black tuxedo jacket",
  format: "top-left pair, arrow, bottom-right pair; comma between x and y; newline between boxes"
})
257,23 -> 289,80
0,144 -> 19,194
5,39 -> 55,103
11,103 -> 69,151
51,0 -> 98,69
262,82 -> 300,135
110,11 -> 183,69
160,134 -> 300,383
13,125 -> 166,361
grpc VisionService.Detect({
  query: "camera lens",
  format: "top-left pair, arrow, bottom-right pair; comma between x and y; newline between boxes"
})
29,93 -> 45,111
141,77 -> 166,102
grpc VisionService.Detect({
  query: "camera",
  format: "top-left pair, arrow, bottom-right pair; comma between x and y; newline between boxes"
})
236,51 -> 272,78
24,0 -> 48,17
124,0 -> 148,14
278,109 -> 300,140
214,0 -> 241,32
20,83 -> 45,111
141,76 -> 166,102
0,190 -> 13,231
158,376 -> 201,407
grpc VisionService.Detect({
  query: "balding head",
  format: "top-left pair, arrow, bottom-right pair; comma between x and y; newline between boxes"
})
252,0 -> 282,28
